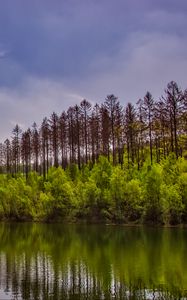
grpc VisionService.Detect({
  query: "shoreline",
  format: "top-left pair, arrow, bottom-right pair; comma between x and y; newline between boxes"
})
1,218 -> 187,228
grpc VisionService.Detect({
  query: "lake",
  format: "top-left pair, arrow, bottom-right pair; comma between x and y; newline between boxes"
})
0,223 -> 186,299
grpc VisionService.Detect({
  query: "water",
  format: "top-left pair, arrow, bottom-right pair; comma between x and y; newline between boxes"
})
0,223 -> 187,299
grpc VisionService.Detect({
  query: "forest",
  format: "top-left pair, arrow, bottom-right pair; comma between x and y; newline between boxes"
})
0,80 -> 187,225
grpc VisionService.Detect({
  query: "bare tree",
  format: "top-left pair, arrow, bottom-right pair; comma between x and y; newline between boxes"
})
80,99 -> 92,164
32,123 -> 40,172
12,124 -> 22,174
124,103 -> 137,166
49,112 -> 59,167
59,111 -> 68,169
21,129 -> 31,178
143,92 -> 154,164
165,81 -> 183,158
104,94 -> 120,164
41,118 -> 50,179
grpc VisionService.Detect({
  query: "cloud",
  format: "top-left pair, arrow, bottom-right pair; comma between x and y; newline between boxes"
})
0,51 -> 6,59
0,1 -> 187,85
0,1 -> 187,142
1,29 -> 187,143
0,44 -> 9,59
73,31 -> 187,103
0,77 -> 84,142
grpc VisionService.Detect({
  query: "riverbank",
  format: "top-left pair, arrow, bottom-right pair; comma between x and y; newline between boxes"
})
1,215 -> 187,228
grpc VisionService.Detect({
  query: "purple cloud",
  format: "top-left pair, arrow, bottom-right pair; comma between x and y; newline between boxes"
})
0,0 -> 187,140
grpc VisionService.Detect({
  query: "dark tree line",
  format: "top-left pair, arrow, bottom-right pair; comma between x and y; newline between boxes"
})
0,81 -> 187,177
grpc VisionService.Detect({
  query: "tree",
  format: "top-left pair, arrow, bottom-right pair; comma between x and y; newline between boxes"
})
136,99 -> 146,168
144,164 -> 163,224
182,89 -> 187,155
164,81 -> 183,158
12,124 -> 22,174
80,99 -> 92,164
32,123 -> 40,173
49,112 -> 59,168
21,129 -> 31,178
154,99 -> 168,161
41,117 -> 50,179
143,92 -> 154,164
0,143 -> 5,173
67,107 -> 76,164
4,139 -> 11,174
115,102 -> 124,165
104,94 -> 120,164
89,104 -> 101,164
100,105 -> 110,160
124,103 -> 137,166
74,105 -> 82,169
58,111 -> 68,169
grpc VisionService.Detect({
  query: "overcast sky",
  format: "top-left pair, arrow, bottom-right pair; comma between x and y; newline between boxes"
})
0,0 -> 187,141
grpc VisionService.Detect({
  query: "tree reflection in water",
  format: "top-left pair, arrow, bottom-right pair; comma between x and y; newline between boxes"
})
0,223 -> 186,299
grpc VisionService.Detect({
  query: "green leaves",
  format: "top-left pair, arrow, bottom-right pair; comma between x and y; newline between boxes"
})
91,156 -> 112,189
161,184 -> 183,225
0,154 -> 187,224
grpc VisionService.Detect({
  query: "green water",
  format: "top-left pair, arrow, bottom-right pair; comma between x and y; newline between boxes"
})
0,224 -> 187,299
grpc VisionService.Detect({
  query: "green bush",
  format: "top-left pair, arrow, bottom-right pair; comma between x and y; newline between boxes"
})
0,154 -> 186,224
161,184 -> 183,225
143,164 -> 164,224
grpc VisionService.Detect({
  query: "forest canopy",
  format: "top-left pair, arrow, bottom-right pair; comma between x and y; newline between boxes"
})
0,81 -> 187,225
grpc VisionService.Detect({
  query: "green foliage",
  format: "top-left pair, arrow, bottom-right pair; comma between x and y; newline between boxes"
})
161,184 -> 183,225
78,179 -> 102,218
0,154 -> 187,224
66,163 -> 79,181
44,167 -> 77,219
91,156 -> 112,189
125,179 -> 143,221
178,173 -> 187,222
1,176 -> 34,220
110,166 -> 126,208
143,164 -> 164,224
162,153 -> 179,185
109,166 -> 142,222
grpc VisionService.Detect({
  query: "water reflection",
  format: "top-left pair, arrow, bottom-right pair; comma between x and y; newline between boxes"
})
0,223 -> 187,299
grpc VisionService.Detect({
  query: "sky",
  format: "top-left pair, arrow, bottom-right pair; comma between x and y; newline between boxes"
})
0,0 -> 187,141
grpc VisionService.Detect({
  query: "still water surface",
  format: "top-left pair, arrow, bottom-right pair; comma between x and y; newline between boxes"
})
0,223 -> 186,299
